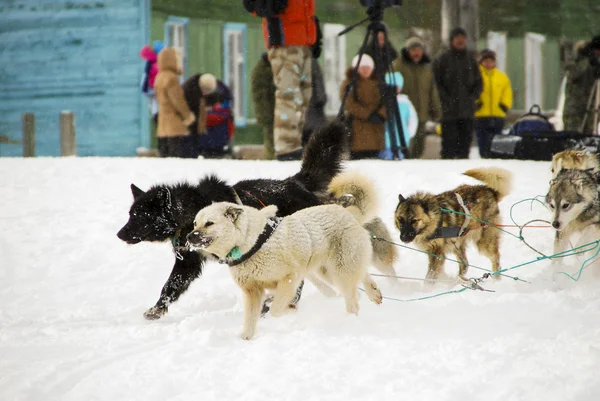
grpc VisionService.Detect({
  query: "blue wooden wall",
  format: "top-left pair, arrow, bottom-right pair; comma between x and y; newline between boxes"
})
0,0 -> 149,157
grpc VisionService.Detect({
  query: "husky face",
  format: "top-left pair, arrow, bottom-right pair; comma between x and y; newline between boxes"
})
394,194 -> 435,243
546,169 -> 599,231
187,203 -> 244,257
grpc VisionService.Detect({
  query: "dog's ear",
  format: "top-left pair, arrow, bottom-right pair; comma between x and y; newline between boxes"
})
398,194 -> 406,203
224,206 -> 243,223
131,184 -> 145,199
420,201 -> 429,215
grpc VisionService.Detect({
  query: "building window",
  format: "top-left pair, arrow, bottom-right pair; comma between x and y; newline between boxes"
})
323,24 -> 347,116
223,24 -> 247,126
165,17 -> 189,78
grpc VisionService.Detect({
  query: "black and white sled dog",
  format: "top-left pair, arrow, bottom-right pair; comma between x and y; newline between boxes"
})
546,168 -> 600,264
117,123 -> 346,320
117,123 -> 398,320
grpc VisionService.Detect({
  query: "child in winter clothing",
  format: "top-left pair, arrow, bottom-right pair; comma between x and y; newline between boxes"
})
139,40 -> 164,122
379,72 -> 418,160
474,49 -> 513,158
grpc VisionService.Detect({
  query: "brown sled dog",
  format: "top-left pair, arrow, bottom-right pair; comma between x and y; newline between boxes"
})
394,168 -> 512,282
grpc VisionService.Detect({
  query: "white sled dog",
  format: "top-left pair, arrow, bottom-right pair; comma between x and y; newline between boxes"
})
187,172 -> 383,340
546,168 -> 600,262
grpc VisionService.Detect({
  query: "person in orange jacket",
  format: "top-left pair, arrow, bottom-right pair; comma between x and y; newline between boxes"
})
244,0 -> 317,161
474,49 -> 513,158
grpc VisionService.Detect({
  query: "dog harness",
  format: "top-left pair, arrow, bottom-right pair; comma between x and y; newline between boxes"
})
427,194 -> 474,240
219,216 -> 282,266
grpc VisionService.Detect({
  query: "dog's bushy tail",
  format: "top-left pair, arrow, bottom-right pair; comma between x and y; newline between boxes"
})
464,167 -> 512,201
292,122 -> 347,195
327,171 -> 378,224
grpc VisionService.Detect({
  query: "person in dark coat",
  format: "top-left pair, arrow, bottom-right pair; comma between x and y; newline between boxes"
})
180,73 -> 218,158
250,53 -> 276,159
433,27 -> 483,159
393,37 -> 442,158
359,24 -> 399,81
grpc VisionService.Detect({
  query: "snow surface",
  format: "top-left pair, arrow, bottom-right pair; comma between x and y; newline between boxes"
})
1,156 -> 599,401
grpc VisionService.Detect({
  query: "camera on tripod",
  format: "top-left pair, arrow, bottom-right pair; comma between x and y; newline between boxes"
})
360,0 -> 403,7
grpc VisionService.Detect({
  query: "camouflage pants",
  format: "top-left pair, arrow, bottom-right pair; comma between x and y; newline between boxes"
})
268,46 -> 312,155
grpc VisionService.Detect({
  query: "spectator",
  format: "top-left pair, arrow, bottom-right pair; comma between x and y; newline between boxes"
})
182,73 -> 217,136
244,0 -> 317,161
433,27 -> 483,159
360,25 -> 398,81
379,72 -> 418,160
180,73 -> 217,158
474,49 -> 513,158
392,37 -> 441,158
251,53 -> 276,159
154,47 -> 195,158
139,40 -> 164,124
564,36 -> 600,133
340,54 -> 386,159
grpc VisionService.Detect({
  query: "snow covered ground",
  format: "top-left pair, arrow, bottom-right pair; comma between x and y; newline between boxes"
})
1,156 -> 599,401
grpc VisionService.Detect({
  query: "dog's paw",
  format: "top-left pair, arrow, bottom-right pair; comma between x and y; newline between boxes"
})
240,329 -> 255,340
346,302 -> 360,316
365,284 -> 383,305
143,306 -> 167,321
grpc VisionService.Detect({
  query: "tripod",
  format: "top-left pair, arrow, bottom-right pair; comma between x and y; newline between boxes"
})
337,0 -> 409,159
580,78 -> 600,135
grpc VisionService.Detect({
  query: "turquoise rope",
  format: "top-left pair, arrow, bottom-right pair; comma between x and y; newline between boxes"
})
359,286 -> 469,303
372,235 -> 529,283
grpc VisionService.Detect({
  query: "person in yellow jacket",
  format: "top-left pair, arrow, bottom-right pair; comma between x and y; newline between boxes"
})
474,49 -> 513,158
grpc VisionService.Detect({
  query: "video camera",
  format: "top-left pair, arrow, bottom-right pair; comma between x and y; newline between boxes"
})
360,0 -> 402,7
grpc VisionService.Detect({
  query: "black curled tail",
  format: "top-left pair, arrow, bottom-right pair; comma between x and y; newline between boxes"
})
292,122 -> 348,194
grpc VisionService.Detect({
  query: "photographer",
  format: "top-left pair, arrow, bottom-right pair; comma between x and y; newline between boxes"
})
244,0 -> 317,161
563,35 -> 600,133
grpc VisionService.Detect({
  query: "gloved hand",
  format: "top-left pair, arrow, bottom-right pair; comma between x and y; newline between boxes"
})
499,103 -> 508,113
367,112 -> 385,124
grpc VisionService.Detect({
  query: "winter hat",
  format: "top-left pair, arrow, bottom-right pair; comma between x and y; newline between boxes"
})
479,48 -> 496,63
152,40 -> 165,55
591,35 -> 600,50
385,72 -> 404,90
449,27 -> 467,41
199,73 -> 217,94
352,54 -> 375,70
405,36 -> 424,50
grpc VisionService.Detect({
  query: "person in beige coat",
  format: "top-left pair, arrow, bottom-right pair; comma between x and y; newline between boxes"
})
154,47 -> 195,157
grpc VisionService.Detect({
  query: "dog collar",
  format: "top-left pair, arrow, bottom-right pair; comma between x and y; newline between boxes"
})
220,216 -> 282,266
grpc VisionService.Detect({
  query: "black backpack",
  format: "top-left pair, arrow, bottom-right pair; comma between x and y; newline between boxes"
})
508,105 -> 554,135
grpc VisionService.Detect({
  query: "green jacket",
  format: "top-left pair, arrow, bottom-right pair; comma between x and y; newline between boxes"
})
393,48 -> 442,123
250,53 -> 276,127
564,46 -> 596,133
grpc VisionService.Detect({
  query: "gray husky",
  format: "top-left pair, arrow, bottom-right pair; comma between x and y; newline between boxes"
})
546,169 -> 600,258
